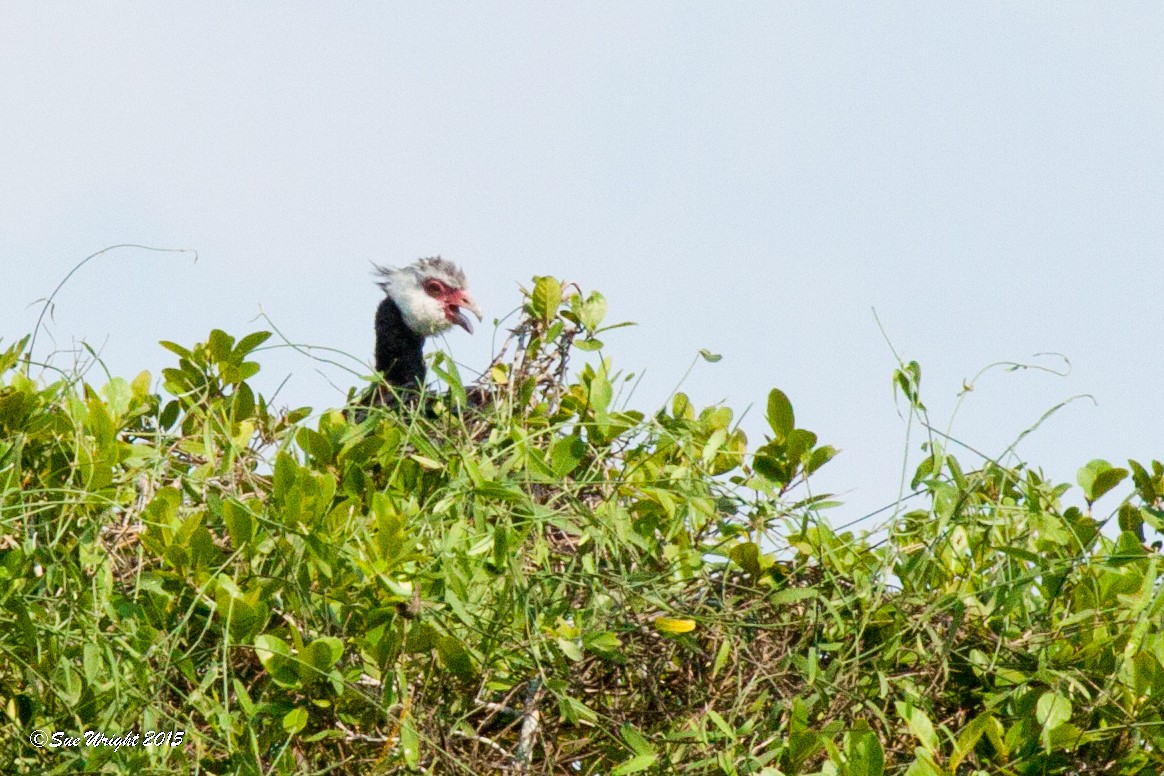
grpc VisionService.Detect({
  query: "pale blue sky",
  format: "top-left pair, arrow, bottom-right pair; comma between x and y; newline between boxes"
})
3,4 -> 1161,524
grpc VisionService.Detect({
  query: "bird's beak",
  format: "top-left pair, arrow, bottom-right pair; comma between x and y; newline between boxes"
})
451,292 -> 483,334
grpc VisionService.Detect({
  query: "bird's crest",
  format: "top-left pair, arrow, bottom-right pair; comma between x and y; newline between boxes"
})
373,256 -> 467,293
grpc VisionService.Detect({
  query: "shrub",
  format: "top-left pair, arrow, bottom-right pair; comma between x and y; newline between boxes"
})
1,278 -> 1161,774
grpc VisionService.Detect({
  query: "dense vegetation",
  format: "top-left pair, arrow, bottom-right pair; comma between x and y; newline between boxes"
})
2,277 -> 1162,774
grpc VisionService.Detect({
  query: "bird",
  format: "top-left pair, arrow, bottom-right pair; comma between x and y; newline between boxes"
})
366,256 -> 482,405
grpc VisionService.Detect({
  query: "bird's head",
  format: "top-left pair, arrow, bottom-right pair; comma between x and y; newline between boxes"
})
374,256 -> 483,336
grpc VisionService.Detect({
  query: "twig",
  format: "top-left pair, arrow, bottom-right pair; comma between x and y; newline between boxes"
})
450,729 -> 512,759
515,678 -> 544,774
335,721 -> 390,744
29,244 -> 197,363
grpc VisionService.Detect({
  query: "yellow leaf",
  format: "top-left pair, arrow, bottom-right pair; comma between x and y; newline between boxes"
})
410,454 -> 442,470
654,617 -> 696,634
233,420 -> 256,449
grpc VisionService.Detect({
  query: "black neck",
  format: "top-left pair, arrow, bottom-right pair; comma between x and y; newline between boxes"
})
374,297 -> 426,389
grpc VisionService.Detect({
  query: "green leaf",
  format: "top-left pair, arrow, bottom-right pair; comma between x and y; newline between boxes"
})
611,753 -> 658,775
584,630 -> 623,660
902,753 -> 943,776
82,643 -> 103,684
297,427 -> 333,464
1046,722 -> 1084,751
282,707 -> 308,735
579,291 -> 607,331
254,634 -> 289,664
1036,691 -> 1071,731
303,637 -> 343,673
254,634 -> 299,688
698,348 -> 722,363
806,444 -> 837,475
551,434 -> 585,477
232,381 -> 255,422
845,720 -> 885,776
730,541 -> 762,578
766,388 -> 794,441
893,360 -> 924,409
1111,529 -> 1148,564
400,714 -> 420,768
100,377 -> 132,417
769,587 -> 817,606
619,724 -> 656,757
223,499 -> 255,547
895,701 -> 938,756
557,637 -> 584,662
1077,459 -> 1128,503
208,329 -> 236,362
1118,503 -> 1145,540
951,712 -> 999,771
706,708 -> 736,740
273,451 -> 298,500
1129,458 -> 1159,503
558,693 -> 599,725
130,369 -> 152,398
234,330 -> 272,357
531,276 -> 562,325
437,635 -> 476,680
158,340 -> 192,359
159,399 -> 180,429
589,369 -> 613,414
232,678 -> 256,718
711,639 -> 732,680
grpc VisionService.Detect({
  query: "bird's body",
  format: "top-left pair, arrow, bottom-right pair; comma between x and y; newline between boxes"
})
367,256 -> 481,402
373,294 -> 427,389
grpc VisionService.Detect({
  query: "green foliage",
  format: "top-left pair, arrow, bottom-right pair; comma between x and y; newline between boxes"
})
1,282 -> 1162,774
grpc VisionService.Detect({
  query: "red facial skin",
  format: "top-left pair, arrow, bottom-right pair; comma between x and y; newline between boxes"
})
424,279 -> 482,333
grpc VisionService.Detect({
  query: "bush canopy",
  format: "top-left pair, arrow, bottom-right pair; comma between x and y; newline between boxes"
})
1,277 -> 1162,774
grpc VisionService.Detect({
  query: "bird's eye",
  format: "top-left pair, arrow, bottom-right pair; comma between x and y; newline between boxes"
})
424,280 -> 443,297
